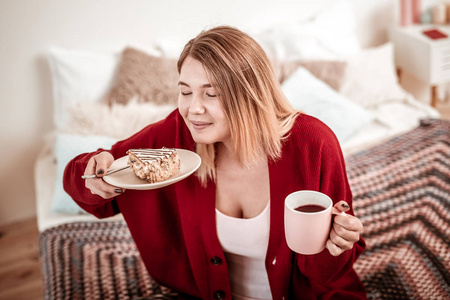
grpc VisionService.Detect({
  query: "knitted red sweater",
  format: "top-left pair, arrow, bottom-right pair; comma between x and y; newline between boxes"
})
64,110 -> 366,299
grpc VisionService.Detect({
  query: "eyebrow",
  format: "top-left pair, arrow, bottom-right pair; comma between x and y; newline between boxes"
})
178,81 -> 213,88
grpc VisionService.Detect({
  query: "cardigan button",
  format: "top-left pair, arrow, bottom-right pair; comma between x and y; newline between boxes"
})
210,256 -> 223,265
213,290 -> 226,299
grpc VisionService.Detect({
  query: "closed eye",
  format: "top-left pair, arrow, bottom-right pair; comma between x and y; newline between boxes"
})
181,92 -> 192,96
206,93 -> 217,98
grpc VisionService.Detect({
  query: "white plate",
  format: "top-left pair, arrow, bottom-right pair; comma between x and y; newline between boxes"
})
103,149 -> 201,190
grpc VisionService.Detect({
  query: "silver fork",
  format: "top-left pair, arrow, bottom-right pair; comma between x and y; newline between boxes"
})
81,165 -> 130,179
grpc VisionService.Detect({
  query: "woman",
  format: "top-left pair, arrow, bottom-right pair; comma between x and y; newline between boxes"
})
64,26 -> 366,299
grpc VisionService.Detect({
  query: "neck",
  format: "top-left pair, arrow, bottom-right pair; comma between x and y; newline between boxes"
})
215,141 -> 267,171
215,142 -> 237,164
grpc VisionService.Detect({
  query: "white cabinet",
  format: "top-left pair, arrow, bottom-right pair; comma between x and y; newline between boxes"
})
390,25 -> 450,107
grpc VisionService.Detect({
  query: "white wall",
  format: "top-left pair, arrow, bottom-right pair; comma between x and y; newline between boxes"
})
0,0 -> 396,226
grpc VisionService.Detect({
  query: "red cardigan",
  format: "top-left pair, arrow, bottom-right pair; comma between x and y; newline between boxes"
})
64,110 -> 366,299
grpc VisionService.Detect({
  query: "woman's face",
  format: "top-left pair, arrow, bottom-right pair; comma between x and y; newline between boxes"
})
178,56 -> 231,145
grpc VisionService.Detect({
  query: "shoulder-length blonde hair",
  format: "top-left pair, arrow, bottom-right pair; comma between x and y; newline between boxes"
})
177,26 -> 299,185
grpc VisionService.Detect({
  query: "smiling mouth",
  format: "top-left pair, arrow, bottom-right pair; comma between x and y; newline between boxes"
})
191,121 -> 212,130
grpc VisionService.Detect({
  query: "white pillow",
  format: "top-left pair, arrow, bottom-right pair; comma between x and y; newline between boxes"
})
47,46 -> 164,129
47,47 -> 120,129
63,100 -> 176,139
253,0 -> 360,61
51,134 -> 118,214
281,66 -> 374,143
339,43 -> 407,108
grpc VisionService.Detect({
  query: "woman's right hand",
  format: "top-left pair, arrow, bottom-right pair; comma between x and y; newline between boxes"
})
84,151 -> 125,199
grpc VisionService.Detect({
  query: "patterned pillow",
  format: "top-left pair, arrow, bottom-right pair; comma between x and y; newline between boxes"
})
106,47 -> 179,105
278,60 -> 347,91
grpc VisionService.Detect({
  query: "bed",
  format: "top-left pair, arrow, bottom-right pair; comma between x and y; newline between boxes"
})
35,1 -> 449,299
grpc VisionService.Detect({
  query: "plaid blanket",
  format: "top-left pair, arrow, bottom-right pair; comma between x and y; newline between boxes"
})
39,119 -> 450,299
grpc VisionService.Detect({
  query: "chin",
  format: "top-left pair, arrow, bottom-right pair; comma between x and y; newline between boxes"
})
188,126 -> 230,145
191,135 -> 216,145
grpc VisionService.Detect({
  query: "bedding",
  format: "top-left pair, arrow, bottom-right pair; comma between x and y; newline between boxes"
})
38,119 -> 450,299
47,47 -> 120,130
51,134 -> 117,214
338,43 -> 406,108
105,47 -> 179,106
277,59 -> 347,90
37,41 -> 440,229
36,2 -> 447,298
34,135 -> 124,231
281,66 -> 375,143
251,0 -> 360,61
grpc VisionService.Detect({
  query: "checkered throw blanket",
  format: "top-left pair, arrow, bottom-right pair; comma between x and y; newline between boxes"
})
39,119 -> 450,299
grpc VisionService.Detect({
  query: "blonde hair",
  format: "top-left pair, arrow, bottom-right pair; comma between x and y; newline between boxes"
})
177,26 -> 299,185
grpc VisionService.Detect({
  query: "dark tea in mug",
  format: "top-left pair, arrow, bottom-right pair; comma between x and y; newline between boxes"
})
294,204 -> 326,213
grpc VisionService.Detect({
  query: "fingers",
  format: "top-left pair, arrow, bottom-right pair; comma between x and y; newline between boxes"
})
326,238 -> 345,257
94,152 -> 114,178
329,224 -> 359,252
326,227 -> 356,257
327,200 -> 364,257
84,151 -> 114,178
84,152 -> 123,199
85,177 -> 125,199
336,200 -> 350,211
334,213 -> 363,232
333,222 -> 361,242
332,200 -> 350,214
85,155 -> 97,177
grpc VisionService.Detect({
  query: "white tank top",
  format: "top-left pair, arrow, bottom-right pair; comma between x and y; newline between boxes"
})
215,201 -> 272,300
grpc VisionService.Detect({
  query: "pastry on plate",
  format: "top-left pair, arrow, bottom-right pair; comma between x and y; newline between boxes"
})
127,148 -> 181,183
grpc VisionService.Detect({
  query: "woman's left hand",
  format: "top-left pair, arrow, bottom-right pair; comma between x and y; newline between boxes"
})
326,201 -> 363,257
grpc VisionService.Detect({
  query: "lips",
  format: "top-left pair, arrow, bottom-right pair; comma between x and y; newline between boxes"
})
190,120 -> 212,130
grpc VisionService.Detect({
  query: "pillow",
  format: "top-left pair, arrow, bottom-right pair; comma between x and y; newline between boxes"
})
278,60 -> 347,91
63,100 -> 176,139
106,47 -> 179,106
281,66 -> 374,143
53,99 -> 176,215
47,47 -> 120,129
51,134 -> 117,214
339,43 -> 407,108
253,0 -> 360,61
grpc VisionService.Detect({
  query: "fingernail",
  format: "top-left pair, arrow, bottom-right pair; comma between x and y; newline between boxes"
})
114,189 -> 123,194
341,202 -> 350,208
97,169 -> 104,175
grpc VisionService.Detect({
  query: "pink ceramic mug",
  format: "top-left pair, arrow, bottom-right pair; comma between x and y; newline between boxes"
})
284,190 -> 333,255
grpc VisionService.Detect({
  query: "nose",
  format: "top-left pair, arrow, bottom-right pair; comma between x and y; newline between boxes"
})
189,93 -> 206,114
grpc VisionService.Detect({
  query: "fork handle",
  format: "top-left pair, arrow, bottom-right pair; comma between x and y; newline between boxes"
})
81,165 -> 129,179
